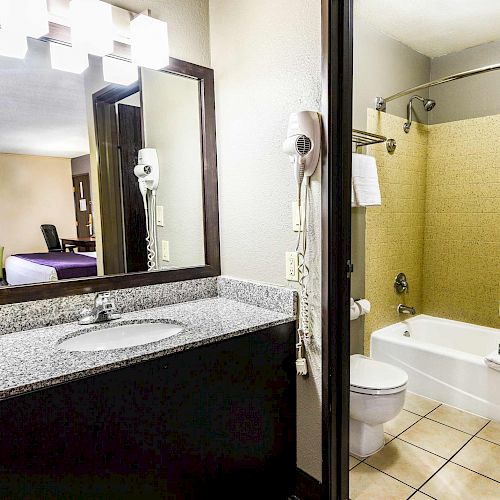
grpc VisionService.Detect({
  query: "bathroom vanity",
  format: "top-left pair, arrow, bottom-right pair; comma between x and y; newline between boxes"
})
0,280 -> 297,499
0,13 -> 302,496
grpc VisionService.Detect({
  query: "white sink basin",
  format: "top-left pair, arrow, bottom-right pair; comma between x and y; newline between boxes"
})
58,322 -> 183,352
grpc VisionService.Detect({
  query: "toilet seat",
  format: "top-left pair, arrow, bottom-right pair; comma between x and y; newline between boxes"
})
350,354 -> 408,395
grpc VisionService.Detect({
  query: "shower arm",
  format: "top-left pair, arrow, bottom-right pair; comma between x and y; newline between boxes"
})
403,96 -> 425,133
376,62 -> 500,111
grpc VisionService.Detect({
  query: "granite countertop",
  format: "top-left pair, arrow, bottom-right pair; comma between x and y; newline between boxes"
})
0,296 -> 295,401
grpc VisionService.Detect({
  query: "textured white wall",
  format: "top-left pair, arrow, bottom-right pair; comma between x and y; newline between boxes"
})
141,68 -> 205,269
209,0 -> 323,479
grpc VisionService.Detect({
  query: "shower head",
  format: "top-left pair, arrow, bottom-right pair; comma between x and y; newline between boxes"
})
423,98 -> 436,111
403,95 -> 436,133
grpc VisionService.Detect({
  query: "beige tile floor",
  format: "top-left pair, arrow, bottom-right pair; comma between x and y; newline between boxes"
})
349,392 -> 500,499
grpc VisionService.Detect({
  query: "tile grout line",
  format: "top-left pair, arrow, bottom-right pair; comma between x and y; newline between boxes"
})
450,462 -> 500,486
445,419 -> 500,485
413,417 -> 493,495
360,461 -> 419,492
412,432 -> 476,495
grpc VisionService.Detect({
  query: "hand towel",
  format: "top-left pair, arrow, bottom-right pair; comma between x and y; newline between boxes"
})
485,347 -> 500,371
351,153 -> 381,207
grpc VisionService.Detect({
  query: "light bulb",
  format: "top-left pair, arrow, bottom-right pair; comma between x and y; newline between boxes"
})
70,0 -> 113,56
130,15 -> 169,70
0,0 -> 48,38
103,57 -> 138,86
50,42 -> 89,74
0,30 -> 27,59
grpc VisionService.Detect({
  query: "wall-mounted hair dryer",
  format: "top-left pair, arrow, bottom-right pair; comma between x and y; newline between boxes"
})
283,111 -> 321,187
134,148 -> 160,272
283,111 -> 322,376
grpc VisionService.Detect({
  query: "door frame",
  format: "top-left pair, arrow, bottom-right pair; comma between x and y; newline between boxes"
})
72,173 -> 92,239
321,1 -> 353,499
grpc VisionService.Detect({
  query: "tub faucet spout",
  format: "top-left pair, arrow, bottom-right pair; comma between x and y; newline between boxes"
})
397,304 -> 416,315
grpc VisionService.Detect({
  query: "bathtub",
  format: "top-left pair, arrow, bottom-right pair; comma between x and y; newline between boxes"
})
371,315 -> 500,421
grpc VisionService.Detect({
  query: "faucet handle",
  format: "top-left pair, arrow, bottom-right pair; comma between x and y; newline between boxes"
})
394,273 -> 409,294
95,292 -> 115,312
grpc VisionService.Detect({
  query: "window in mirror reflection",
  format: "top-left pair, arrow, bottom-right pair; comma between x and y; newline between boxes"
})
0,38 -> 206,288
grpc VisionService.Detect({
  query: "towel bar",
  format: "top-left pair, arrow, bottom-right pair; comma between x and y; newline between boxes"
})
352,129 -> 396,153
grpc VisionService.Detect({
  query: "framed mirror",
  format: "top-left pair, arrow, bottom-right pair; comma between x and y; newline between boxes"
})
0,38 -> 219,305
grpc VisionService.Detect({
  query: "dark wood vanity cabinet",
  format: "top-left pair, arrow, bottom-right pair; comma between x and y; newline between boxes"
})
0,323 -> 296,499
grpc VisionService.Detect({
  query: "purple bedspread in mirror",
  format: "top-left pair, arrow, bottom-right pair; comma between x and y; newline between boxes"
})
14,253 -> 97,280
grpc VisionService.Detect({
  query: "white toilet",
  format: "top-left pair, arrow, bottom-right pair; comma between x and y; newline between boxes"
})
350,354 -> 408,458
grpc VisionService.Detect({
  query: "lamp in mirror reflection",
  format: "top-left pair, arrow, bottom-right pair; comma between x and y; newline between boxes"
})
50,42 -> 89,73
0,0 -> 48,39
103,56 -> 138,86
69,0 -> 114,56
0,30 -> 27,59
131,14 -> 169,70
0,0 -> 47,59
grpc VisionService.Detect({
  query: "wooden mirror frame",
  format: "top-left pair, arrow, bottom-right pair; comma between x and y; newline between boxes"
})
0,58 -> 220,305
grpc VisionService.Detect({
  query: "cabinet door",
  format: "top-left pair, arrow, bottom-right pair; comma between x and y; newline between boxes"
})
0,323 -> 296,499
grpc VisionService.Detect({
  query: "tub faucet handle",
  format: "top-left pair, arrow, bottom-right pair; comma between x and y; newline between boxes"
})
394,273 -> 409,294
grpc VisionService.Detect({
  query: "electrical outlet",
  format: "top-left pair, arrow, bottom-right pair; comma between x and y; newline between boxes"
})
285,251 -> 299,281
161,240 -> 170,261
292,202 -> 303,232
156,206 -> 164,227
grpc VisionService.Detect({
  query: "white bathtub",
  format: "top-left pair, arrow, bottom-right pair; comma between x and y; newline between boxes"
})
371,315 -> 500,421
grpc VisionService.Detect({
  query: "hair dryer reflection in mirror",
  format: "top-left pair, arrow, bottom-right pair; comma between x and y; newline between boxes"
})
134,148 -> 160,271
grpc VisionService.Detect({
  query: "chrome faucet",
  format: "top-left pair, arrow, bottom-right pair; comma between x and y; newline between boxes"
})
79,292 -> 121,325
397,304 -> 416,315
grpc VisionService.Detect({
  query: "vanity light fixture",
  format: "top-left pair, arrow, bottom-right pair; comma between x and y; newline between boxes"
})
49,42 -> 89,74
69,0 -> 114,57
103,56 -> 138,86
130,14 -> 169,70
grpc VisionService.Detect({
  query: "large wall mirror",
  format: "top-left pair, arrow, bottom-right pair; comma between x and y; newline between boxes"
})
0,37 -> 219,304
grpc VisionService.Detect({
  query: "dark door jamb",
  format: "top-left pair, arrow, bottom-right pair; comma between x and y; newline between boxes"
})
321,1 -> 353,499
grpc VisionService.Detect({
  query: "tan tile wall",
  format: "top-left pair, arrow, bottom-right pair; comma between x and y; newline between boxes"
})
423,115 -> 500,328
364,109 -> 428,353
363,111 -> 500,354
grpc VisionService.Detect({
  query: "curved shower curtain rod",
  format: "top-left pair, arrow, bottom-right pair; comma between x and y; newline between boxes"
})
375,63 -> 500,111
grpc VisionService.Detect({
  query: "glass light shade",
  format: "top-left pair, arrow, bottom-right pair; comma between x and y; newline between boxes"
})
50,42 -> 89,73
0,0 -> 48,38
103,57 -> 138,86
0,30 -> 28,59
130,15 -> 169,70
70,0 -> 113,56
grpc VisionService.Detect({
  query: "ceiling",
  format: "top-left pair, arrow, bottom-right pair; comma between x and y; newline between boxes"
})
355,0 -> 500,58
0,39 -> 89,159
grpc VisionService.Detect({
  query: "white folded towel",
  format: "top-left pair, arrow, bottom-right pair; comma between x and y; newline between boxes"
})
351,153 -> 381,207
484,348 -> 500,371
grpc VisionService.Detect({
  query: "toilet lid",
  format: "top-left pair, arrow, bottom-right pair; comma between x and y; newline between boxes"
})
350,355 -> 408,394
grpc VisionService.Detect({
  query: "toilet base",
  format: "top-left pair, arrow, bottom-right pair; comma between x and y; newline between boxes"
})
349,418 -> 385,459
